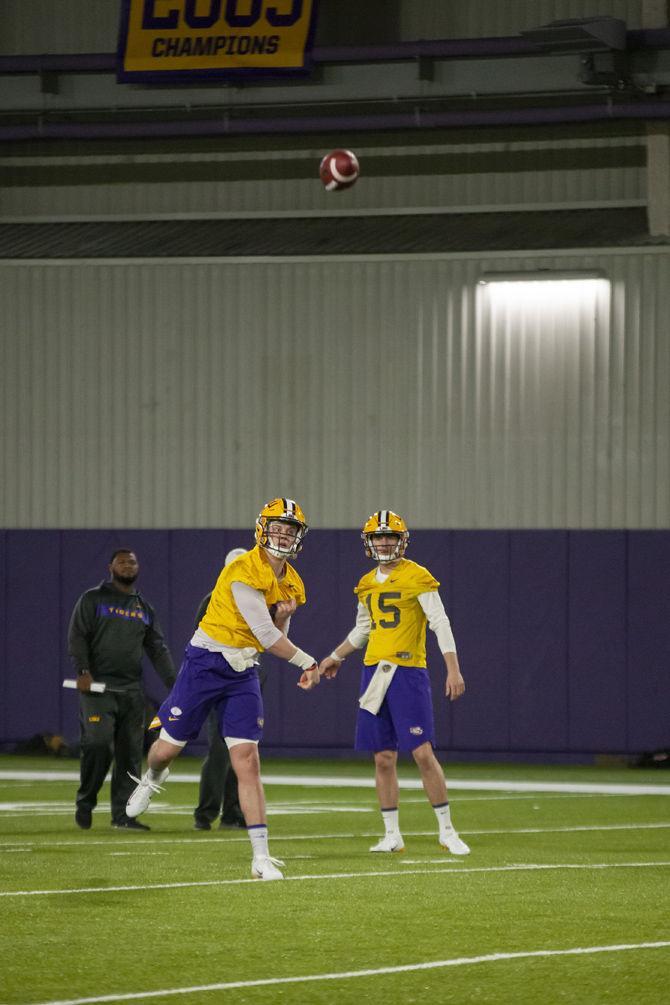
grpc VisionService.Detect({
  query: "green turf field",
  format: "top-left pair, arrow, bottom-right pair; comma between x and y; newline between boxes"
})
1,754 -> 669,1004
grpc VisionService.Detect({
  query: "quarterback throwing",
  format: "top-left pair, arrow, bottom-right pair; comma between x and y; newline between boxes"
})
126,498 -> 319,880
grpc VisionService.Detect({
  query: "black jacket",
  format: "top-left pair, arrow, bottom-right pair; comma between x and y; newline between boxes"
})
68,580 -> 176,691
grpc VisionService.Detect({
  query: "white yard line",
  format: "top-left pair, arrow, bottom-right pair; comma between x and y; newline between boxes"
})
1,819 -> 668,852
1,769 -> 668,795
0,804 -> 373,817
2,859 -> 669,899
26,941 -> 670,1005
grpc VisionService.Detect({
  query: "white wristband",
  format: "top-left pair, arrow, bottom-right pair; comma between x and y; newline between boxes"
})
288,647 -> 317,671
329,651 -> 344,663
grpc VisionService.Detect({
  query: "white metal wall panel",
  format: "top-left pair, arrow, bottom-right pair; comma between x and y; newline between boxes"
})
1,248 -> 669,529
0,170 -> 643,218
0,1 -> 646,55
0,134 -> 645,219
0,0 -> 120,54
402,1 -> 645,38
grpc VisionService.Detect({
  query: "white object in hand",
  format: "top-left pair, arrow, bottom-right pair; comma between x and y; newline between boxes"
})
62,679 -> 106,693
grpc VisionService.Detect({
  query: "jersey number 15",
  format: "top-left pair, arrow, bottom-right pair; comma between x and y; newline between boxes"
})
365,592 -> 401,629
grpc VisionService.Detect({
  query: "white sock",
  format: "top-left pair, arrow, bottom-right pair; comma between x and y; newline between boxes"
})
381,807 -> 400,836
248,824 -> 269,858
433,801 -> 453,833
146,766 -> 168,784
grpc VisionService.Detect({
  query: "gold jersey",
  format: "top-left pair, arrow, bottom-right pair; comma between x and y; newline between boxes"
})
199,544 -> 306,651
354,558 -> 439,667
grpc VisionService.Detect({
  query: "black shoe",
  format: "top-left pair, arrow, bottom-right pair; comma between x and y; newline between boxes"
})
194,818 -> 211,831
219,813 -> 246,829
75,807 -> 92,830
112,816 -> 150,831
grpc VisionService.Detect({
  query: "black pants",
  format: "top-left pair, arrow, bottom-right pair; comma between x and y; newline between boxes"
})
76,689 -> 145,824
194,712 -> 240,824
194,663 -> 268,825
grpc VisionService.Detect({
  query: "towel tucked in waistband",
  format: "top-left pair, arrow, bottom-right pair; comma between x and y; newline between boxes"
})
358,661 -> 398,714
226,647 -> 259,673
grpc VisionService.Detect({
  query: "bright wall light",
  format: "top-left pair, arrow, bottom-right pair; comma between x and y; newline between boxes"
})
478,270 -> 607,285
477,270 -> 609,309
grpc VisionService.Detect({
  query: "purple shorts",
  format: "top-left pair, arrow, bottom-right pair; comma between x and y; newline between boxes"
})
355,664 -> 435,752
158,643 -> 263,744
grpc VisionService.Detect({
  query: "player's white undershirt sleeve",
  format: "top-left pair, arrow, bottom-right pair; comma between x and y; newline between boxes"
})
231,581 -> 283,649
418,591 -> 457,653
346,601 -> 372,649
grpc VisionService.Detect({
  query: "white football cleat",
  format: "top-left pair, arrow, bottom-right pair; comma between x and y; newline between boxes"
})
251,855 -> 285,880
439,827 -> 470,855
369,834 -> 405,853
126,768 -> 169,818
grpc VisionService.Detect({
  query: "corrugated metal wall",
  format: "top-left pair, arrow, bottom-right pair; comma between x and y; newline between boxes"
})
402,0 -> 645,38
0,1 -> 646,54
1,248 -> 668,529
0,134 -> 644,218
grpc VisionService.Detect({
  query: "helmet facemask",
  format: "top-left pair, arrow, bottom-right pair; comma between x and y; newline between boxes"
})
260,518 -> 306,559
364,531 -> 407,563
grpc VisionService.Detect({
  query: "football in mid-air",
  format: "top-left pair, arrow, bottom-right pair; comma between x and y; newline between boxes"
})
319,149 -> 360,191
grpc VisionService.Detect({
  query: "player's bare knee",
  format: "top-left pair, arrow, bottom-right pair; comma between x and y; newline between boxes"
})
374,749 -> 397,772
230,742 -> 260,782
411,741 -> 435,768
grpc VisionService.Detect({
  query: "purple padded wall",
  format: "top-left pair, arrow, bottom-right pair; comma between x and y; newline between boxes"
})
450,532 -> 510,752
509,533 -> 569,751
626,533 -> 670,750
0,529 -> 668,758
6,532 -> 62,739
568,532 -> 627,750
0,532 -> 5,743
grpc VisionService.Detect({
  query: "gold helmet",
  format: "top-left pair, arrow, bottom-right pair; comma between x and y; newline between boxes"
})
361,509 -> 409,563
255,498 -> 308,559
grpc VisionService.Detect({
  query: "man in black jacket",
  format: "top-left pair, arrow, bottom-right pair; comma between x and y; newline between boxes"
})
68,548 -> 176,831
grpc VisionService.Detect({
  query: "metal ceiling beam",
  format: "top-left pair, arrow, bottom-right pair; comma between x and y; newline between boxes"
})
2,30 -> 670,141
2,99 -> 670,143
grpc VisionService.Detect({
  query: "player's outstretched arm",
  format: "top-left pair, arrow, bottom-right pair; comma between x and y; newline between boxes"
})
265,634 -> 320,690
319,638 -> 357,678
297,665 -> 320,690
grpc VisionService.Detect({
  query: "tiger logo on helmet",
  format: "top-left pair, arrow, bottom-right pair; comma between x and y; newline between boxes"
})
255,498 -> 308,559
361,509 -> 410,563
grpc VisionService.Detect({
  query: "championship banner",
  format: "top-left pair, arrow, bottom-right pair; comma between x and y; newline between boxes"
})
117,0 -> 318,83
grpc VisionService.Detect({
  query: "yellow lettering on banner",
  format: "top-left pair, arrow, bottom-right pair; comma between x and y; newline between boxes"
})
118,0 -> 316,79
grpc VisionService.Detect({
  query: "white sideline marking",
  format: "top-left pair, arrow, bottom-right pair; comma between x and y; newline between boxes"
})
265,775 -> 670,796
2,859 -> 669,899
27,941 -> 670,1005
109,852 -> 171,857
0,803 -> 372,817
1,820 -> 669,852
1,769 -> 669,795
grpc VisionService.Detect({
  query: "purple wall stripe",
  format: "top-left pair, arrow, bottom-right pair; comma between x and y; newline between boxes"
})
0,530 -> 667,757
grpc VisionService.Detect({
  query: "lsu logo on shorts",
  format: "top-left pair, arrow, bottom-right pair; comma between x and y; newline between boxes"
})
257,717 -> 264,728
88,715 -> 101,723
409,725 -> 424,736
